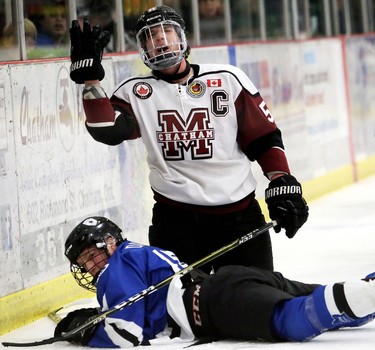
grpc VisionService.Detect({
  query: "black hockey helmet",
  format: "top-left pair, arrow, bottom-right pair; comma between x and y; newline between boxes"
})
65,216 -> 124,292
135,5 -> 186,33
135,5 -> 188,70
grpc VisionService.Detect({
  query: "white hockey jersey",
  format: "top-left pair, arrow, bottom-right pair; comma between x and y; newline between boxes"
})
84,63 -> 288,207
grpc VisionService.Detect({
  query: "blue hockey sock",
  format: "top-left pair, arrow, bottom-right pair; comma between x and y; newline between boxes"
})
272,286 -> 328,342
272,283 -> 375,342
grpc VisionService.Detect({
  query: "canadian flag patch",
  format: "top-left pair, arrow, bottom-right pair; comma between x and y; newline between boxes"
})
207,79 -> 222,87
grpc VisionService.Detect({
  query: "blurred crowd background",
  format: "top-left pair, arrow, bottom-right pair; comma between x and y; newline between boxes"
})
0,0 -> 374,61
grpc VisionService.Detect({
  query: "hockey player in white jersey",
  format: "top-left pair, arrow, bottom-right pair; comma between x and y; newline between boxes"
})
55,216 -> 375,347
68,5 -> 309,272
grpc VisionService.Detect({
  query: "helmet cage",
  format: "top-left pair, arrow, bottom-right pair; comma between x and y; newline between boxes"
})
70,263 -> 98,292
70,242 -> 109,292
136,20 -> 187,70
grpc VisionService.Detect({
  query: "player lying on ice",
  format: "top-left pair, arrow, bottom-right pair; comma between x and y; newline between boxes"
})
55,216 -> 375,347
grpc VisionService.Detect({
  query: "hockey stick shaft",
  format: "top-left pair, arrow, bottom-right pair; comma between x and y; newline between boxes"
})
2,220 -> 276,347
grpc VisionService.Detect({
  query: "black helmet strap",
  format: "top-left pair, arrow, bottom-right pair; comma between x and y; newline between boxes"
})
152,60 -> 191,83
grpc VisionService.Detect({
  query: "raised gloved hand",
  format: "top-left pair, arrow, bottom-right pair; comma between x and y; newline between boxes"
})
265,174 -> 309,238
69,17 -> 110,84
54,307 -> 100,345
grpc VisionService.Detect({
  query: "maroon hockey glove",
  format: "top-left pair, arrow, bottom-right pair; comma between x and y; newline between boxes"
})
54,307 -> 99,345
69,17 -> 110,84
265,175 -> 309,238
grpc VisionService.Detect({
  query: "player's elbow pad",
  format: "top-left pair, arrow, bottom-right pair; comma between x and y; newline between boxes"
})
86,115 -> 138,145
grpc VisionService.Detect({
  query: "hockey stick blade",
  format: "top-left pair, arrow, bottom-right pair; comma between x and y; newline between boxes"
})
47,308 -> 63,324
2,220 -> 276,347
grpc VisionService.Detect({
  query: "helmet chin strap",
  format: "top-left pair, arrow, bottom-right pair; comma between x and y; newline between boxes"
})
152,60 -> 191,83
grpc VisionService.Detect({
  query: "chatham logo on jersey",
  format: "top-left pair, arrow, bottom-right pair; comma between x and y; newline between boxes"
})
157,109 -> 214,160
265,185 -> 302,199
133,82 -> 153,99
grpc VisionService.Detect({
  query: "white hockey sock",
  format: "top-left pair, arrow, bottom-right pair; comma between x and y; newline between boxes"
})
325,279 -> 375,318
343,279 -> 375,317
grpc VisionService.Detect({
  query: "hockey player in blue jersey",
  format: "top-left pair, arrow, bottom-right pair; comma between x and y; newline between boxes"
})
55,216 -> 375,347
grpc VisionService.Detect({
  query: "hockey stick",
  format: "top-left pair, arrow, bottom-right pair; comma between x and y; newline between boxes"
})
47,308 -> 63,324
2,220 -> 277,347
47,300 -> 101,325
46,298 -> 96,325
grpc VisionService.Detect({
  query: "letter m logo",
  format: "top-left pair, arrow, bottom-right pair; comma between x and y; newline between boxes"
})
156,108 -> 215,160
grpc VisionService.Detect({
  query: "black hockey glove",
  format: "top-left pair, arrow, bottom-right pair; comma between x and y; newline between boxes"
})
69,17 -> 110,84
265,175 -> 309,238
54,307 -> 100,345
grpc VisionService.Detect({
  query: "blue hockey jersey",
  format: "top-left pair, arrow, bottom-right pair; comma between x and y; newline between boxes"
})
88,240 -> 195,348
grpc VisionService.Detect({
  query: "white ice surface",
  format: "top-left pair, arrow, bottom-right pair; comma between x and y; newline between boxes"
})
1,175 -> 375,349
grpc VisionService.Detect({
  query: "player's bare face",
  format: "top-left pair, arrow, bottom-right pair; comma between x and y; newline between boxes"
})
76,245 -> 108,278
145,24 -> 181,59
